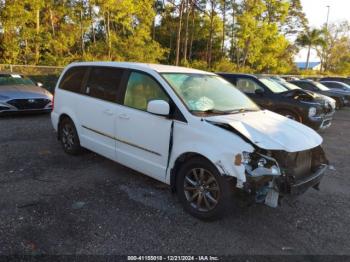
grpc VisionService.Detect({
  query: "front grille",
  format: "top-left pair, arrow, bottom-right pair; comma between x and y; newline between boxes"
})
7,99 -> 50,110
273,150 -> 312,181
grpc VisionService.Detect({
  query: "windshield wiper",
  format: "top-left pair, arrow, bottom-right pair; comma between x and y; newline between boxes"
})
190,109 -> 231,115
224,108 -> 259,114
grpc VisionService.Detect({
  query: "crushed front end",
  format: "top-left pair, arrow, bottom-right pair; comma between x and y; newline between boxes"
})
241,146 -> 328,207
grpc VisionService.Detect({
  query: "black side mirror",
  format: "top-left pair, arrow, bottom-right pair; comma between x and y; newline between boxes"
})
255,89 -> 264,95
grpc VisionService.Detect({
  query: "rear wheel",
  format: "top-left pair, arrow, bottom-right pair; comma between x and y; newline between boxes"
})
59,118 -> 82,155
176,157 -> 232,221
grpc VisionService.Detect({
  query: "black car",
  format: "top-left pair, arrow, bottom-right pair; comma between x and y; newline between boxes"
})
320,81 -> 350,91
321,77 -> 350,86
218,73 -> 334,130
290,80 -> 349,109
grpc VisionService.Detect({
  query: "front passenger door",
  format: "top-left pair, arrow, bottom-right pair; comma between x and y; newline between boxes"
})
115,71 -> 172,182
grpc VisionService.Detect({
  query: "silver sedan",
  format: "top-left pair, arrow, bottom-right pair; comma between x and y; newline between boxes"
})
0,73 -> 53,114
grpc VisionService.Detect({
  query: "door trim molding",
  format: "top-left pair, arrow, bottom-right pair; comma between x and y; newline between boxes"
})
82,125 -> 162,156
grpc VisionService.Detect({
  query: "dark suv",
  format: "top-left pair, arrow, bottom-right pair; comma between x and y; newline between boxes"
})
218,73 -> 334,130
290,80 -> 349,109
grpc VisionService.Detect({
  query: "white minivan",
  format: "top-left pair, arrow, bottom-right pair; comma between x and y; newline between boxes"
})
51,62 -> 328,220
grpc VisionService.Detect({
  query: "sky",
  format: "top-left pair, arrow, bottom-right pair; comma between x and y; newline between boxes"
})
295,0 -> 350,62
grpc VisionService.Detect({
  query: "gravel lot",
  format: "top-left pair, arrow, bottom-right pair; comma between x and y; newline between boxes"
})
0,109 -> 349,256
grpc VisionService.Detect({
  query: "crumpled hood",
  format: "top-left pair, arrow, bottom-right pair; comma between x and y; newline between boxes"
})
206,110 -> 323,153
0,85 -> 52,100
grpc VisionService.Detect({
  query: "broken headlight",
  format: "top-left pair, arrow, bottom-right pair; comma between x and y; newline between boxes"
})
242,151 -> 281,177
308,107 -> 317,118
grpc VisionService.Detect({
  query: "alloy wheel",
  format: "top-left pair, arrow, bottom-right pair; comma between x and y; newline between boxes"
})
61,124 -> 75,150
183,168 -> 220,212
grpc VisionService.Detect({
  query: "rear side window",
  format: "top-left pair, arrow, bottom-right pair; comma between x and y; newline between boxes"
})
59,67 -> 87,93
86,67 -> 124,102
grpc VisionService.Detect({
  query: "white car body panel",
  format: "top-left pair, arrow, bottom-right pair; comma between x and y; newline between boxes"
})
52,62 -> 324,188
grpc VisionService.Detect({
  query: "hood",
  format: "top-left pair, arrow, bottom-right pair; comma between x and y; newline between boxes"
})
281,89 -> 320,103
206,110 -> 322,153
0,85 -> 52,100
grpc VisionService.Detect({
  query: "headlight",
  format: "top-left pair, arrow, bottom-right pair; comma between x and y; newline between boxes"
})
242,151 -> 281,177
308,107 -> 317,117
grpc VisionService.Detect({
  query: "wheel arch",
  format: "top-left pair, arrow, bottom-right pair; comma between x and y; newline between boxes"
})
57,113 -> 77,140
169,152 -> 226,193
274,107 -> 303,122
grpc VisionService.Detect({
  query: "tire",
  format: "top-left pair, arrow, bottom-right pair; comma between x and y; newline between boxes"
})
59,118 -> 82,155
277,110 -> 301,122
334,98 -> 343,110
176,157 -> 232,221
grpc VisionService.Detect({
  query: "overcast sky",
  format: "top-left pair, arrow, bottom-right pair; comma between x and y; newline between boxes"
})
295,0 -> 350,62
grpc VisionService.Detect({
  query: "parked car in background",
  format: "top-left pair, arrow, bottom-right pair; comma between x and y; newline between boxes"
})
272,78 -> 336,112
321,77 -> 350,86
0,73 -> 53,115
218,73 -> 334,130
320,81 -> 350,91
52,62 -> 328,220
290,80 -> 350,109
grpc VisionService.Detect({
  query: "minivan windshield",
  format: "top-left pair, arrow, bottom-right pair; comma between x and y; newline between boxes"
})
259,78 -> 288,93
162,73 -> 259,114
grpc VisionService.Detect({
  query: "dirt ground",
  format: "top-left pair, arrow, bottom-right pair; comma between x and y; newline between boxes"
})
0,108 -> 349,255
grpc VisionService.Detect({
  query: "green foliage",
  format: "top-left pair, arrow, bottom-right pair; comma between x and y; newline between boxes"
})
0,0 -> 166,65
2,0 -> 346,77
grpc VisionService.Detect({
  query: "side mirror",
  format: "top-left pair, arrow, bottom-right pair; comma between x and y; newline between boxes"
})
37,82 -> 43,87
255,89 -> 264,95
147,100 -> 170,116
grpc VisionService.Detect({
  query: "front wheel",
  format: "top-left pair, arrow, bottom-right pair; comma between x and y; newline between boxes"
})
176,157 -> 232,221
277,110 -> 301,122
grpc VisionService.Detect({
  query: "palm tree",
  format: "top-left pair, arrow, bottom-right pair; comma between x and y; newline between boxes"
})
296,29 -> 326,70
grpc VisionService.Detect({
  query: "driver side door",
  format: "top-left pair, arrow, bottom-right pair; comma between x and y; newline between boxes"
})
115,71 -> 173,182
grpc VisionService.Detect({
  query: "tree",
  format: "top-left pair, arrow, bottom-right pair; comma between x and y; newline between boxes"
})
296,29 -> 325,70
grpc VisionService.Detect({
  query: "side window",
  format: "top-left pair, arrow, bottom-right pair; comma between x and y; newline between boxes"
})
86,67 -> 123,102
236,78 -> 263,94
302,83 -> 315,91
59,67 -> 87,93
124,72 -> 168,111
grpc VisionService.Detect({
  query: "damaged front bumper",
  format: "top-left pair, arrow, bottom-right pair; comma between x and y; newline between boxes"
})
289,164 -> 327,195
241,146 -> 328,207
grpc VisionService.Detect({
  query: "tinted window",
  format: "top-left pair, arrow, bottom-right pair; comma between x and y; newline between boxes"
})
86,67 -> 124,102
59,67 -> 87,93
236,78 -> 264,94
324,82 -> 339,89
124,72 -> 168,111
295,82 -> 314,91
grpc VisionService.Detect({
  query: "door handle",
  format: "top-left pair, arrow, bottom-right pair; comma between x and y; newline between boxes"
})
103,109 -> 114,116
118,113 -> 130,120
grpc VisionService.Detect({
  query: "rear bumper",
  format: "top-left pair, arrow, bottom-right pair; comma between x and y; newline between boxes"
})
289,164 -> 328,195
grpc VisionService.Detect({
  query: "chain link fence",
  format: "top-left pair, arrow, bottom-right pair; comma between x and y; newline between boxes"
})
0,64 -> 64,92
